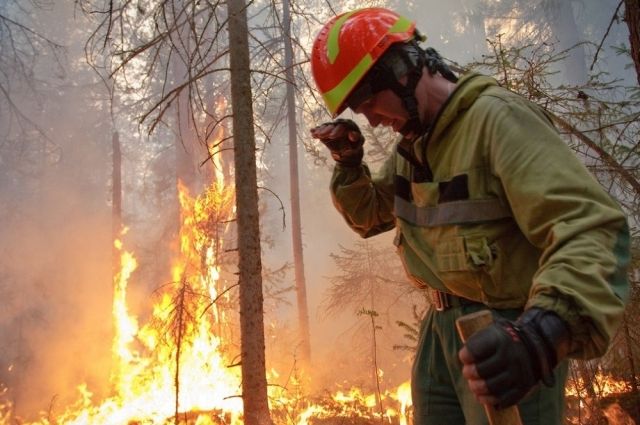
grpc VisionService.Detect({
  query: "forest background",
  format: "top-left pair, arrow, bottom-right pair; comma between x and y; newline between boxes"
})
0,0 -> 638,424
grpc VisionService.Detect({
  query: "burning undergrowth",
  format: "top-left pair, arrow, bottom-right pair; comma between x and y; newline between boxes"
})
0,166 -> 413,424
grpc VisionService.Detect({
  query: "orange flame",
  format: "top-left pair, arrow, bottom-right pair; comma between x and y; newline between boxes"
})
394,381 -> 412,425
565,371 -> 633,398
54,180 -> 243,424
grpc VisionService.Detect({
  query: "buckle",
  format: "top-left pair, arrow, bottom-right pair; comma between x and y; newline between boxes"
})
431,289 -> 450,311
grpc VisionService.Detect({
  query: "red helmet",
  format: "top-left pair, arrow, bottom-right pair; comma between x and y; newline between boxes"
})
311,8 -> 417,117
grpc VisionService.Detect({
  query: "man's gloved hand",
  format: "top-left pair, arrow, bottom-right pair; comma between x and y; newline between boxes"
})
310,119 -> 365,166
458,308 -> 571,409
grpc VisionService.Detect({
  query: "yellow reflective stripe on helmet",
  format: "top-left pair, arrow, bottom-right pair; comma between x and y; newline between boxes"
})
327,11 -> 356,64
388,15 -> 412,34
323,53 -> 373,115
328,13 -> 411,64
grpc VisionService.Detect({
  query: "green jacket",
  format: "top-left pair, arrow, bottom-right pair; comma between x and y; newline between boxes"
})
330,73 -> 630,359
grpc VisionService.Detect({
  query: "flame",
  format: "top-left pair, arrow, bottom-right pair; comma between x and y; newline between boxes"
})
112,238 -> 139,372
394,381 -> 412,425
296,405 -> 329,425
565,371 -> 633,398
40,176 -> 243,424
603,402 -> 637,425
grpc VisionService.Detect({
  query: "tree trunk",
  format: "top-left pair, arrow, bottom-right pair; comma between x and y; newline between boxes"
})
112,130 -> 122,272
226,2 -> 273,424
462,0 -> 489,58
625,0 -> 640,85
172,48 -> 199,194
549,0 -> 588,84
282,0 -> 311,370
622,311 -> 640,420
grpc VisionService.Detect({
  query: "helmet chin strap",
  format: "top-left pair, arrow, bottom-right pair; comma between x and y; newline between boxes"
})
395,47 -> 459,138
396,76 -> 425,138
380,47 -> 426,137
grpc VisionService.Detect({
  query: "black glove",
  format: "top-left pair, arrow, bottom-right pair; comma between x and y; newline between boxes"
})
463,308 -> 571,409
312,119 -> 364,166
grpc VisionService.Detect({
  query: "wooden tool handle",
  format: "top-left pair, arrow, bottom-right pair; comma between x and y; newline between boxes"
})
456,310 -> 524,425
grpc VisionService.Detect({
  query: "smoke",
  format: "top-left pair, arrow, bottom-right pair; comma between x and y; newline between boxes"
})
0,156 -> 114,417
0,0 -> 635,420
0,2 -> 115,417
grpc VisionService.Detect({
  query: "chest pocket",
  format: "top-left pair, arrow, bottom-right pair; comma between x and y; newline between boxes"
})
435,235 -> 495,271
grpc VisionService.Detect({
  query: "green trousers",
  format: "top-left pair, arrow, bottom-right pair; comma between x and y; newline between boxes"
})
411,303 -> 568,425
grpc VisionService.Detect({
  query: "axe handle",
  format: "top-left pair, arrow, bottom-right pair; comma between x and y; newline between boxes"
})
456,310 -> 524,425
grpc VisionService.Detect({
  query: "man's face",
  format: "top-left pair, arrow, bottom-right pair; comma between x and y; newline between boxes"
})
350,88 -> 410,135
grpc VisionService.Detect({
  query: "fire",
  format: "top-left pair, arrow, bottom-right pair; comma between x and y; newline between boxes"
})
112,231 -> 139,371
287,383 -> 412,425
0,121 -> 415,423
565,371 -> 636,425
0,163 -> 244,424
394,381 -> 412,425
565,371 -> 633,398
0,176 -> 416,423
55,178 -> 243,424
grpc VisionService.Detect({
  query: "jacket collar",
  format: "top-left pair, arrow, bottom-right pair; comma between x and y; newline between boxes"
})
397,72 -> 499,166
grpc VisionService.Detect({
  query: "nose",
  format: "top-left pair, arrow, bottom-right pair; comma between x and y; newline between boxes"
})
362,110 -> 381,127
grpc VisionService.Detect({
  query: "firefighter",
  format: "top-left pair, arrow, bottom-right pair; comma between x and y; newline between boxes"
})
309,7 -> 630,425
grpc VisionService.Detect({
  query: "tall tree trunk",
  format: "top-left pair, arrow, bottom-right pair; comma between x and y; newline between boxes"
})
112,130 -> 122,267
172,51 -> 199,194
173,283 -> 186,425
625,0 -> 640,84
226,2 -> 273,424
548,0 -> 588,84
622,311 -> 640,420
282,0 -> 311,370
461,0 -> 489,58
170,4 -> 200,195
